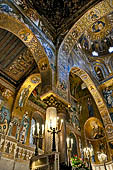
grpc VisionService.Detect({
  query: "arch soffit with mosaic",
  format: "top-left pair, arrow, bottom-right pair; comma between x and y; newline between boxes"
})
0,13 -> 50,73
59,0 -> 113,56
57,0 -> 113,140
0,13 -> 51,119
71,67 -> 113,141
57,0 -> 113,99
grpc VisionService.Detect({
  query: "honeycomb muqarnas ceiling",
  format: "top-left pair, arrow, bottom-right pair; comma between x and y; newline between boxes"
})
26,0 -> 101,34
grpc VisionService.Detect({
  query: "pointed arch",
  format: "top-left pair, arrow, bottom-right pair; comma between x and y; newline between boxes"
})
0,13 -> 50,73
57,0 -> 113,98
92,61 -> 109,81
0,13 -> 52,116
71,67 -> 113,140
59,0 -> 112,56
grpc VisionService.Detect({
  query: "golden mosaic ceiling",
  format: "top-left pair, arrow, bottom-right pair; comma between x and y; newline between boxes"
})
0,28 -> 36,85
78,12 -> 113,58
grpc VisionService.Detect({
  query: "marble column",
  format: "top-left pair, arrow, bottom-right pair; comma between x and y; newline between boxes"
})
45,107 -> 57,153
58,113 -> 67,164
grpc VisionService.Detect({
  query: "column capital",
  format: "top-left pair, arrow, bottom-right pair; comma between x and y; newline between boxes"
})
40,91 -> 70,114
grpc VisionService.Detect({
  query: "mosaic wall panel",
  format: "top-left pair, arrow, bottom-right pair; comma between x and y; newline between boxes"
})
0,81 -> 14,134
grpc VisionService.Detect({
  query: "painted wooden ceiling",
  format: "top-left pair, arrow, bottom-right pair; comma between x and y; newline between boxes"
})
0,28 -> 37,86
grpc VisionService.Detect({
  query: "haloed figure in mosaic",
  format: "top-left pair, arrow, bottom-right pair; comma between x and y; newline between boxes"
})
18,85 -> 31,108
19,111 -> 30,144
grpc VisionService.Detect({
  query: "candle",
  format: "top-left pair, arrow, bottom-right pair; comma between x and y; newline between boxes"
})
60,119 -> 63,129
37,123 -> 39,135
71,138 -> 73,148
57,117 -> 59,120
42,124 -> 44,135
67,137 -> 70,148
50,118 -> 52,129
32,124 -> 35,135
61,119 -> 63,124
